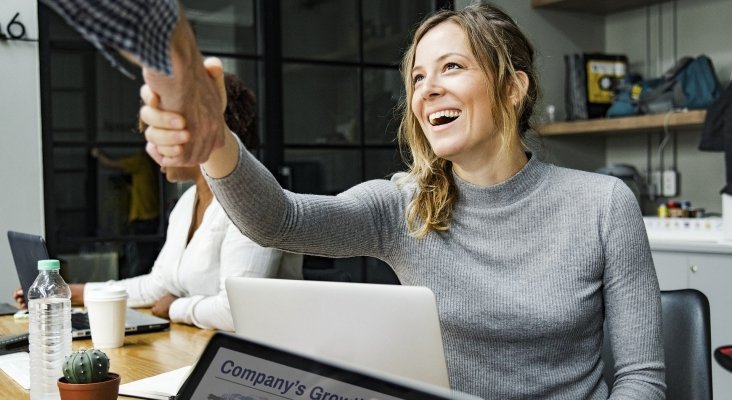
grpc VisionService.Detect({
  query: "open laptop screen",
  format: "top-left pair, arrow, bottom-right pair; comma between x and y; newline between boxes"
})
7,231 -> 49,306
7,230 -> 170,337
177,332 -> 478,400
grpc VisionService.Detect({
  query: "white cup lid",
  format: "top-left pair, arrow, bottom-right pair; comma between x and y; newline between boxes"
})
86,285 -> 128,301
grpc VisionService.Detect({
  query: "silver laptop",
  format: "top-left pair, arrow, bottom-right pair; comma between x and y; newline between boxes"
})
7,230 -> 169,338
225,277 -> 450,388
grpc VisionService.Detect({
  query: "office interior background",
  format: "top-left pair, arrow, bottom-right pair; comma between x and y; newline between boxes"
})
1,0 -> 731,393
38,0 -> 449,285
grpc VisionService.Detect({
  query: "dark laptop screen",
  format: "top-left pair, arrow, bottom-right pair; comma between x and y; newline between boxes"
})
7,231 -> 49,306
177,332 -> 477,400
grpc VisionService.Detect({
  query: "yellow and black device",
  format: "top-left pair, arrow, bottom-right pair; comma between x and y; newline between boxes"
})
584,54 -> 628,118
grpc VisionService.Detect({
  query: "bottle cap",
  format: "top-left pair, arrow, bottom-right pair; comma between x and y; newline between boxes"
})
37,259 -> 60,271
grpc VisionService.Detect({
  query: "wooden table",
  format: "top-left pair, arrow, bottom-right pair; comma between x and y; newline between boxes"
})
0,311 -> 216,399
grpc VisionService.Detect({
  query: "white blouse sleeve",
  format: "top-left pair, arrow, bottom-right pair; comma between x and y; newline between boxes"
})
84,241 -> 175,308
168,220 -> 286,330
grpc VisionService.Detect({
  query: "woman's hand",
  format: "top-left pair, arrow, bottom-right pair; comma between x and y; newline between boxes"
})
13,284 -> 85,308
13,287 -> 26,309
69,284 -> 85,306
151,293 -> 178,319
141,57 -> 227,167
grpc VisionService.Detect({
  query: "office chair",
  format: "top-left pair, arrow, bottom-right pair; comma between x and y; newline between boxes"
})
602,289 -> 713,400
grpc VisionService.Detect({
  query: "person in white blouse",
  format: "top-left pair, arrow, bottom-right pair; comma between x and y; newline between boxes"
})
14,74 -> 303,331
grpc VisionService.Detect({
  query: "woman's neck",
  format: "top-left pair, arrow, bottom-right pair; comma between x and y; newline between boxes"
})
452,145 -> 528,187
187,174 -> 213,244
193,174 -> 213,206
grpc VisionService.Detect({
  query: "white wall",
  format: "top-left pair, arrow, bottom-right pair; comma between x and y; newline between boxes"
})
605,0 -> 731,214
0,1 -> 44,304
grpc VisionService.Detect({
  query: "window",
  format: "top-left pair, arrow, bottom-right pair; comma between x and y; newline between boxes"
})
40,0 -> 450,284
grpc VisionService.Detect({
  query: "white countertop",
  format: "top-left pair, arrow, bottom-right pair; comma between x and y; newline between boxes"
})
649,238 -> 732,254
644,217 -> 732,254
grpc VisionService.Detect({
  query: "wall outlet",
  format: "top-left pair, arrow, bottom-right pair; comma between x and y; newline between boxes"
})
662,170 -> 678,197
650,170 -> 679,197
650,171 -> 662,197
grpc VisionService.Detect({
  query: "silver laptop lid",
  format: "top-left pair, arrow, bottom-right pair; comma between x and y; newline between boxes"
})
225,277 -> 450,388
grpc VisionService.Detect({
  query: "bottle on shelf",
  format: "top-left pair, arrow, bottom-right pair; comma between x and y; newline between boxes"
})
28,259 -> 72,400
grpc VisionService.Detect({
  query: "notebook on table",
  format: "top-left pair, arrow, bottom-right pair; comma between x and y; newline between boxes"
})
121,331 -> 480,400
225,277 -> 451,388
7,230 -> 169,339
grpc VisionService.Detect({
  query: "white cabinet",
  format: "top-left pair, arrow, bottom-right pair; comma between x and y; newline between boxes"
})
651,247 -> 732,399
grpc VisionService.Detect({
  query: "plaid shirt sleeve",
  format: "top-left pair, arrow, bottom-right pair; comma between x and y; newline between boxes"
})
40,0 -> 179,76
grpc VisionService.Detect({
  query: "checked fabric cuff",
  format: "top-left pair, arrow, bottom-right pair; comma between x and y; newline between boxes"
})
41,0 -> 179,77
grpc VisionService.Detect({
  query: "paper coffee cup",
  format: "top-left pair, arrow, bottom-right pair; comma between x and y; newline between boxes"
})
85,285 -> 128,348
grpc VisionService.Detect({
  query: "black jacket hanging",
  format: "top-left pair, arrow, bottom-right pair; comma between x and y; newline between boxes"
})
699,83 -> 732,194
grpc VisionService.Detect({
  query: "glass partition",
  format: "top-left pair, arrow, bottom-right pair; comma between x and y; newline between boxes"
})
182,0 -> 258,55
362,0 -> 433,65
283,64 -> 360,145
281,0 -> 359,62
42,0 -> 441,285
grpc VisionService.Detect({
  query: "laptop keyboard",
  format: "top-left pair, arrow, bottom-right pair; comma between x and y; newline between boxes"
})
0,333 -> 29,355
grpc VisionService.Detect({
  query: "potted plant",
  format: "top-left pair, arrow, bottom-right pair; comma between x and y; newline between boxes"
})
57,348 -> 120,400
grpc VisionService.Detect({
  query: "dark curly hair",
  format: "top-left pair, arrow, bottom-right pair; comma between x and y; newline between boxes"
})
223,73 -> 259,150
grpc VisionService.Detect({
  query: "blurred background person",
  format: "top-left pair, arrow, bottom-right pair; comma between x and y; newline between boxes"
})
90,146 -> 161,278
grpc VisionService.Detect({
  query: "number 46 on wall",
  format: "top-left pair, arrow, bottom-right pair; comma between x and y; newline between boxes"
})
0,12 -> 26,40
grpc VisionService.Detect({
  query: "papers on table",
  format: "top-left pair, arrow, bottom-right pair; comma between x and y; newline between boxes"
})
0,351 -> 30,390
0,349 -> 191,399
118,365 -> 192,400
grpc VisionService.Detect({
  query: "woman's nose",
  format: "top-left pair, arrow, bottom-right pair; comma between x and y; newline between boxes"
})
419,76 -> 445,99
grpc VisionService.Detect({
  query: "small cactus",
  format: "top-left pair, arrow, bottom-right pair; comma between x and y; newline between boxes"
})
62,348 -> 110,384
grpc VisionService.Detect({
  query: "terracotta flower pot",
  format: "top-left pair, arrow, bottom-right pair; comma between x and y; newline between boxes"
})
57,372 -> 120,400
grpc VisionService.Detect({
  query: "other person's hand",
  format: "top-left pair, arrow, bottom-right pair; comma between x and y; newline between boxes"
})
69,284 -> 85,306
13,287 -> 26,309
141,13 -> 226,167
142,57 -> 227,167
151,293 -> 178,319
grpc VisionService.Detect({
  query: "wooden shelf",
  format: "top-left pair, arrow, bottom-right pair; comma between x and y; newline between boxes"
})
537,109 -> 707,136
531,0 -> 666,14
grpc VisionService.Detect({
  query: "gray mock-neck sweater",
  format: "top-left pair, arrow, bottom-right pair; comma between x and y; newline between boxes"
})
207,143 -> 666,399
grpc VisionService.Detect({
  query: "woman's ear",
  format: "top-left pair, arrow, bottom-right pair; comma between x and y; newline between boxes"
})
509,71 -> 530,106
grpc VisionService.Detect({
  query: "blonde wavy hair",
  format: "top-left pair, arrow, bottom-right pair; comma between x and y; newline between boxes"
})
398,3 -> 539,238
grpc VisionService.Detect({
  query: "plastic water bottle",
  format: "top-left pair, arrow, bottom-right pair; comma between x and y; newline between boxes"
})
28,259 -> 72,400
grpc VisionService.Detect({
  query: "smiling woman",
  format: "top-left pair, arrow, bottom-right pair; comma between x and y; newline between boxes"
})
400,12 -> 537,237
136,3 -> 665,399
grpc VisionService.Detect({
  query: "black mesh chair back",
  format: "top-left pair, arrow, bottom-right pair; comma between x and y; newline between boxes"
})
602,289 -> 713,400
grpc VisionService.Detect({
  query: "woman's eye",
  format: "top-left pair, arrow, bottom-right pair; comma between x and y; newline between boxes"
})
445,62 -> 461,71
413,75 -> 424,84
